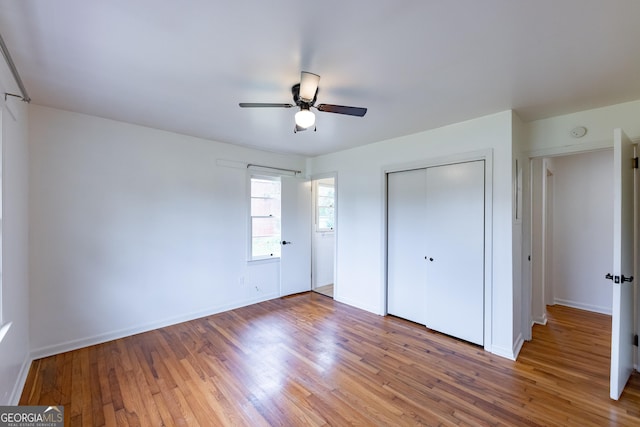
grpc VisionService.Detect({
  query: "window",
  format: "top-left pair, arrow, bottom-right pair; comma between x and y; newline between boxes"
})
316,182 -> 335,232
250,176 -> 281,259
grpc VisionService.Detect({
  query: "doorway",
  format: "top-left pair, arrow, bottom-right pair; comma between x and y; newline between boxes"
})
530,150 -> 614,322
311,175 -> 336,298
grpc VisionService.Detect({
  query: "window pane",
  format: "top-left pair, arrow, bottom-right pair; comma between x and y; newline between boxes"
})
251,179 -> 281,198
318,216 -> 334,230
318,185 -> 334,197
317,196 -> 333,208
252,236 -> 281,258
318,206 -> 334,218
316,183 -> 335,231
251,198 -> 281,217
250,176 -> 281,259
251,216 -> 281,258
252,217 -> 280,237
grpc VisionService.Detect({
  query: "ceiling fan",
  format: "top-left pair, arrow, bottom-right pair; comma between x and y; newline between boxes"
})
239,71 -> 367,132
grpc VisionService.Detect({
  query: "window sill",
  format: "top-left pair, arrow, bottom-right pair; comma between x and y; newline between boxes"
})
248,257 -> 281,265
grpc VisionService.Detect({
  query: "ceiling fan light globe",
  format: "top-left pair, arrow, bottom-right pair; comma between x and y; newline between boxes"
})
295,109 -> 315,128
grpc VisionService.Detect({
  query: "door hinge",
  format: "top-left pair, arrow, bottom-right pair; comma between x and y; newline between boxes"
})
634,334 -> 638,347
633,157 -> 639,169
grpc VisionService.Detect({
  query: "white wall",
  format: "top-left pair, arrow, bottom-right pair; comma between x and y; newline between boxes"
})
309,111 -> 517,359
0,95 -> 30,404
22,94 -> 640,378
527,100 -> 640,155
28,105 -> 305,357
550,150 -> 613,313
512,112 -> 527,347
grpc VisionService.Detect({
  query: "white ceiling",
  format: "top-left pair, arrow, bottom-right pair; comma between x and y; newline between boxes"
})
1,1 -> 639,156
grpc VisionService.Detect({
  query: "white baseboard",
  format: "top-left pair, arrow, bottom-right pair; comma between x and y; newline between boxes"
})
490,333 -> 524,361
490,343 -> 518,361
554,299 -> 611,315
30,292 -> 280,360
512,333 -> 524,360
9,354 -> 32,405
334,295 -> 382,316
533,312 -> 548,326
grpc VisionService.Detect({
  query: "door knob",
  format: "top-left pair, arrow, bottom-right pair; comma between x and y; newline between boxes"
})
424,256 -> 434,261
281,241 -> 291,245
605,273 -> 634,284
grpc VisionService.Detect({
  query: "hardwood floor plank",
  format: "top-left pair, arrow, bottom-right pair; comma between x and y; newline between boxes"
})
102,402 -> 117,427
19,294 -> 640,426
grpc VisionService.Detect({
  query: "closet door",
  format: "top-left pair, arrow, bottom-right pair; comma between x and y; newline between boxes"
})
424,161 -> 485,345
387,169 -> 427,324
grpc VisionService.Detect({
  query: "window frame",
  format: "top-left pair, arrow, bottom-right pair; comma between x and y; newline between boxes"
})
315,182 -> 335,232
248,174 -> 282,261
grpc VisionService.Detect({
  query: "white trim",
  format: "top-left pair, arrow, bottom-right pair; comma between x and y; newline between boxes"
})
248,174 -> 282,262
524,139 -> 613,159
336,295 -> 383,317
525,140 -> 628,348
383,148 -> 493,174
533,312 -> 548,326
30,293 -> 280,360
310,172 -> 338,298
554,299 -> 612,316
512,332 -> 525,360
9,354 -> 31,405
381,149 -> 494,352
490,344 -> 518,361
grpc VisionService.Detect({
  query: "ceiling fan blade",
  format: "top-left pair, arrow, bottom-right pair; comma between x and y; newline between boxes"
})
316,104 -> 367,117
239,103 -> 294,108
299,71 -> 320,102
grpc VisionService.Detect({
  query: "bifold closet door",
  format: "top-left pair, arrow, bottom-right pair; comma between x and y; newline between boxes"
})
387,169 -> 427,324
424,161 -> 485,345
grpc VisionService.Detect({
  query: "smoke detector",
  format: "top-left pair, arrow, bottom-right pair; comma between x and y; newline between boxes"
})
570,126 -> 587,138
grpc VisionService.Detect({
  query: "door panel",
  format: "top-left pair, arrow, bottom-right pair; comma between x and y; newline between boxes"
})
424,161 -> 485,345
387,169 -> 428,324
610,128 -> 635,400
280,177 -> 312,296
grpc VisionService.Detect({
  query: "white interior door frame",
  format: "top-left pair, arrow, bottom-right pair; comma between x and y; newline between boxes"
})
310,171 -> 338,297
542,162 -> 554,308
382,149 -> 494,351
525,137 -> 640,398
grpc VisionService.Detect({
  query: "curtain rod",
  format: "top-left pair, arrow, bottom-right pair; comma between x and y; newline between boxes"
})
0,32 -> 30,103
247,164 -> 301,175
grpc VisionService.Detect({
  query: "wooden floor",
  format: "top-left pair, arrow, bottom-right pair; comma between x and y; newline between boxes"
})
21,294 -> 640,426
314,284 -> 334,298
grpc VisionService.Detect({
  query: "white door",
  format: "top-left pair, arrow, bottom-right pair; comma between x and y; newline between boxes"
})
280,177 -> 312,296
424,161 -> 485,345
387,169 -> 428,324
610,128 -> 635,400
